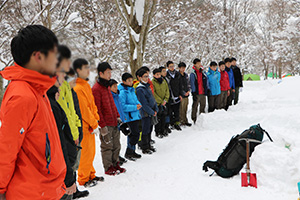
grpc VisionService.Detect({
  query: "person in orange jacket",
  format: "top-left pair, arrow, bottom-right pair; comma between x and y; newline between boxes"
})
0,25 -> 66,200
73,58 -> 104,187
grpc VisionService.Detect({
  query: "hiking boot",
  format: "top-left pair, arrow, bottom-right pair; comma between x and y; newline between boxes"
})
142,149 -> 153,154
73,188 -> 89,199
115,162 -> 126,173
150,139 -> 155,145
185,122 -> 192,127
84,179 -> 97,188
125,148 -> 137,161
92,176 -> 104,182
119,156 -> 127,165
133,151 -> 142,159
166,127 -> 172,133
149,146 -> 156,153
162,130 -> 169,137
105,166 -> 118,176
173,124 -> 182,131
156,132 -> 164,138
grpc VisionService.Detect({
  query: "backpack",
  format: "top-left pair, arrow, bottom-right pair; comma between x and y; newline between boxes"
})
203,124 -> 273,178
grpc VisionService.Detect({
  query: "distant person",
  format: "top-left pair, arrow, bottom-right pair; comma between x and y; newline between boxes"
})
178,62 -> 192,127
190,58 -> 208,123
224,58 -> 235,110
206,61 -> 221,112
92,62 -> 126,175
73,58 -> 104,187
152,68 -> 170,138
219,61 -> 231,110
231,57 -> 243,105
165,61 -> 183,131
0,25 -> 66,199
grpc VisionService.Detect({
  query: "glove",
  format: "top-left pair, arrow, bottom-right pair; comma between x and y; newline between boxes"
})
100,126 -> 108,136
239,87 -> 243,93
92,125 -> 101,136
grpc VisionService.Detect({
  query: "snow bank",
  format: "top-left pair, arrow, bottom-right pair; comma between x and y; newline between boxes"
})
81,76 -> 300,199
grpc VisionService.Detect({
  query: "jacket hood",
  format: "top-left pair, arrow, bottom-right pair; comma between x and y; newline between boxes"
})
208,67 -> 218,74
118,83 -> 134,92
1,63 -> 56,94
111,90 -> 120,98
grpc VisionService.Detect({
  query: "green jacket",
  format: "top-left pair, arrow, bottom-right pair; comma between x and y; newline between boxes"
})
152,78 -> 170,105
57,80 -> 81,140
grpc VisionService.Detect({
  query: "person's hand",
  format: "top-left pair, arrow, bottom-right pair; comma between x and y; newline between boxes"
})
0,193 -> 6,200
117,117 -> 122,125
185,91 -> 190,96
137,104 -> 142,110
227,90 -> 230,97
65,183 -> 76,195
154,111 -> 157,117
162,101 -> 166,106
232,89 -> 235,92
179,96 -> 183,101
100,126 -> 108,136
74,139 -> 79,145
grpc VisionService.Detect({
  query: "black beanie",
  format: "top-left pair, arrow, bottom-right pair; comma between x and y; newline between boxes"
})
122,72 -> 133,81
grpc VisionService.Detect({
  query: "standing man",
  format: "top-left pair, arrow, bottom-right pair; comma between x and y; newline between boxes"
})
206,61 -> 221,112
224,58 -> 235,110
0,25 -> 66,199
190,58 -> 208,124
92,62 -> 125,175
219,61 -> 231,110
178,62 -> 192,127
231,57 -> 243,105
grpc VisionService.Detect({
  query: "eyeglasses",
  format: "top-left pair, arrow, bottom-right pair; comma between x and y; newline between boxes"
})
143,75 -> 149,79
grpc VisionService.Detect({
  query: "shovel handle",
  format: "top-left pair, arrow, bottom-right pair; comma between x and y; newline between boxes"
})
246,140 -> 250,173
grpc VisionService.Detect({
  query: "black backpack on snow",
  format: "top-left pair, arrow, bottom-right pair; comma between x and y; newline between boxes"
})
203,124 -> 273,178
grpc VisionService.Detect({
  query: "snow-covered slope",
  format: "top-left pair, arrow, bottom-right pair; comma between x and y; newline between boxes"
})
80,76 -> 300,200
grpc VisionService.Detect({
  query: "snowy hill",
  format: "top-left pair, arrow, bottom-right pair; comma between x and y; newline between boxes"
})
80,76 -> 300,200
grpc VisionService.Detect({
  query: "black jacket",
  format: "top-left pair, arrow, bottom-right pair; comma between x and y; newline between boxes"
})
71,89 -> 83,143
232,65 -> 243,87
179,72 -> 191,98
165,70 -> 184,104
47,86 -> 77,187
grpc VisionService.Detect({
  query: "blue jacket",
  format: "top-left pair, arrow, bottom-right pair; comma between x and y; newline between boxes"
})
136,82 -> 159,118
190,68 -> 209,95
207,68 -> 221,96
225,67 -> 235,89
111,90 -> 126,122
118,84 -> 141,123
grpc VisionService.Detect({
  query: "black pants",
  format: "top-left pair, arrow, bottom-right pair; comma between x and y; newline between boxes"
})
127,120 -> 141,150
170,102 -> 180,125
225,89 -> 233,110
155,105 -> 167,134
208,95 -> 221,112
141,117 -> 153,150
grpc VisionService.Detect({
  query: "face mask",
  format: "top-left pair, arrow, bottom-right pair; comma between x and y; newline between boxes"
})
66,76 -> 76,83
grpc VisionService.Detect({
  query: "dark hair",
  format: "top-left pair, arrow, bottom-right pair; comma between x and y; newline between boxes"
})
140,66 -> 150,72
57,45 -> 71,63
137,69 -> 148,78
66,68 -> 76,76
193,58 -> 201,65
153,68 -> 161,75
122,72 -> 133,81
97,62 -> 112,74
224,57 -> 231,63
210,61 -> 218,67
231,57 -> 236,61
11,25 -> 58,66
178,62 -> 186,68
73,58 -> 88,72
218,61 -> 225,66
108,79 -> 118,87
135,68 -> 141,78
166,61 -> 174,67
159,66 -> 166,71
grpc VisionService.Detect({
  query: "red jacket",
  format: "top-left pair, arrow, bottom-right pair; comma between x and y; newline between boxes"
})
0,64 -> 66,199
92,77 -> 119,128
220,70 -> 231,91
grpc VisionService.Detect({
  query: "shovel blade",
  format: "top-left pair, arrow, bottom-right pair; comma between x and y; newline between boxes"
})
241,173 -> 257,188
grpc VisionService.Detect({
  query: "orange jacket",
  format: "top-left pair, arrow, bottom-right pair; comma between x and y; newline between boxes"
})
74,78 -> 99,131
0,64 -> 66,200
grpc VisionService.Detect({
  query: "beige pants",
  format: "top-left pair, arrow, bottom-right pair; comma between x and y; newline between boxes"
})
180,97 -> 189,124
191,94 -> 206,122
99,126 -> 120,171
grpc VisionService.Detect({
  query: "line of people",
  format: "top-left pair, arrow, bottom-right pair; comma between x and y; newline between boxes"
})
0,25 -> 243,200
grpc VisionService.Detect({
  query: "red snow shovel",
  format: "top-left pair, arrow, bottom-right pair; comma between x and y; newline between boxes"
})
241,139 -> 258,188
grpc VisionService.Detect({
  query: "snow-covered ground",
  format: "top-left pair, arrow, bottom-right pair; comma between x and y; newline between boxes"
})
79,76 -> 300,200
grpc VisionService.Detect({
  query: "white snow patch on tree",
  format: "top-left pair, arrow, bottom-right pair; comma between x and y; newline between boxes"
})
67,12 -> 82,23
135,0 -> 145,26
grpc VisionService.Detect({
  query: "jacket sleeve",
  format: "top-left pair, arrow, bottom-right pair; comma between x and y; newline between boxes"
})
0,95 -> 36,193
119,90 -> 139,112
57,86 -> 79,141
136,88 -> 155,116
152,82 -> 164,105
187,74 -> 191,91
239,69 -> 243,87
164,81 -> 170,102
190,73 -> 196,93
92,86 -> 106,128
178,75 -> 185,97
72,91 -> 83,143
231,70 -> 236,89
75,89 -> 99,130
225,72 -> 231,90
